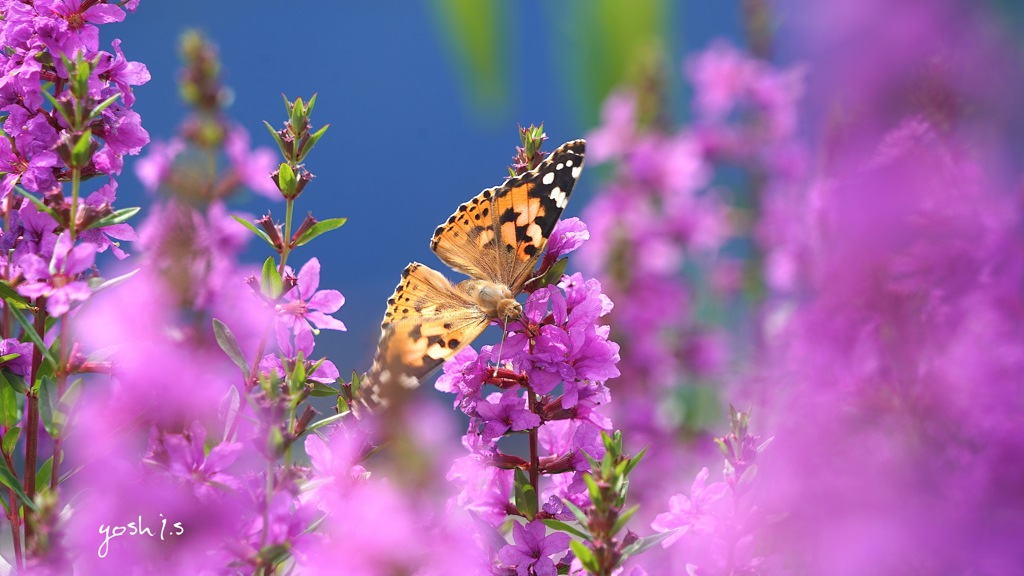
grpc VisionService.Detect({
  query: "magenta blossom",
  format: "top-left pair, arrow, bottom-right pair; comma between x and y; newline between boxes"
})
143,421 -> 242,504
545,217 -> 590,261
651,467 -> 729,547
475,390 -> 541,441
497,520 -> 571,576
17,230 -> 96,316
275,257 -> 346,351
0,338 -> 32,377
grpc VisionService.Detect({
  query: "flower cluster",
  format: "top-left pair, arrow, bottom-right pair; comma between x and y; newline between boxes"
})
436,215 -> 625,573
0,1 -> 150,570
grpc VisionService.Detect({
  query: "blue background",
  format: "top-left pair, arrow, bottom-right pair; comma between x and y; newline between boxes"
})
107,2 -> 742,379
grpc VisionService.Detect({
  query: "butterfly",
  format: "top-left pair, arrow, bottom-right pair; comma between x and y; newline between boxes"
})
357,139 -> 586,411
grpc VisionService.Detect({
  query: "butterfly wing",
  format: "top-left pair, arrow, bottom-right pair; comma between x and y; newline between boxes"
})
361,262 -> 490,410
430,139 -> 586,291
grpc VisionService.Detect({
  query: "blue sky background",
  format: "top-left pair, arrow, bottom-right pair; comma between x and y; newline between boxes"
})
105,2 -> 743,380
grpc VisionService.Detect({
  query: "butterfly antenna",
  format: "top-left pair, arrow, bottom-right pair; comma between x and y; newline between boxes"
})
493,316 -> 510,378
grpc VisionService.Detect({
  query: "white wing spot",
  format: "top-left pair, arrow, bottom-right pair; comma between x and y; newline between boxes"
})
566,159 -> 574,167
556,162 -> 564,170
571,166 -> 582,179
550,186 -> 567,208
542,172 -> 555,185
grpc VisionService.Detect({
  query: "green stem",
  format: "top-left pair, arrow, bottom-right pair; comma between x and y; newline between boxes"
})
1,430 -> 23,569
278,197 -> 294,274
527,392 -> 540,513
22,303 -> 46,548
68,166 -> 81,239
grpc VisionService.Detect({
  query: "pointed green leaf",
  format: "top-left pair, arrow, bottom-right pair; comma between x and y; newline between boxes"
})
538,257 -> 568,288
212,319 -> 250,378
309,382 -> 338,397
88,268 -> 140,296
541,519 -> 591,540
231,215 -> 274,247
0,375 -> 18,429
277,162 -> 296,197
263,120 -> 288,158
85,206 -> 140,231
563,498 -> 590,527
611,504 -> 639,537
306,413 -> 347,433
620,530 -> 677,559
261,257 -> 283,299
16,188 -> 62,225
569,540 -> 599,572
70,129 -> 94,168
6,305 -> 58,372
0,465 -> 35,511
294,217 -> 347,247
35,456 -> 53,493
0,282 -> 29,309
88,94 -> 121,120
38,377 -> 60,438
2,427 -> 20,457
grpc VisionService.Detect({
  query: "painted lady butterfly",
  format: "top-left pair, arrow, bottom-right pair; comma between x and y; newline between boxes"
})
358,139 -> 586,411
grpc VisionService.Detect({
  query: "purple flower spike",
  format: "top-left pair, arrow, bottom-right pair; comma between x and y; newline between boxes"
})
17,231 -> 97,316
476,390 -> 541,441
498,520 -> 571,576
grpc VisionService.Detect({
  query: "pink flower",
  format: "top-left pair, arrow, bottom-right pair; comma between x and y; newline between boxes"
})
17,231 -> 96,316
498,520 -> 571,576
275,257 -> 346,352
651,467 -> 729,547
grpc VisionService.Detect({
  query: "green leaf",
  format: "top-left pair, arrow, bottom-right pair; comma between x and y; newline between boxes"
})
261,257 -> 283,299
563,499 -> 590,527
611,504 -> 639,536
541,519 -> 591,540
35,457 -> 53,493
306,413 -> 347,433
212,319 -> 250,378
88,268 -> 140,296
0,465 -> 35,511
70,129 -> 94,168
299,123 -> 330,161
2,427 -> 20,456
0,354 -> 20,364
277,162 -> 296,197
1,371 -> 26,394
569,540 -> 599,573
38,377 -> 60,438
0,282 -> 29,309
513,469 -> 536,520
620,530 -> 676,560
584,472 -> 601,504
88,94 -> 121,120
538,257 -> 568,288
0,376 -> 26,430
7,305 -> 58,373
263,120 -> 288,158
85,206 -> 140,231
294,217 -> 347,247
231,215 -> 274,247
309,382 -> 338,397
16,188 -> 62,225
623,446 -> 647,476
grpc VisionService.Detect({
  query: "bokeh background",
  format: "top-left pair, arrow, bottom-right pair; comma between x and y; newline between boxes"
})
110,1 -> 747,380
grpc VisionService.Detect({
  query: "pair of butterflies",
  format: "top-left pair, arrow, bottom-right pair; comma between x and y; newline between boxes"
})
360,139 -> 586,410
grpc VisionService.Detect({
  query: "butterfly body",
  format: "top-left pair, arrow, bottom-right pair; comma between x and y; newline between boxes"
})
359,139 -> 586,411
